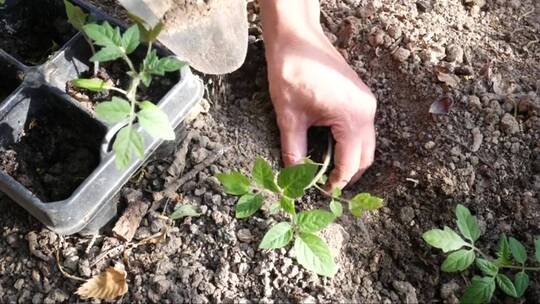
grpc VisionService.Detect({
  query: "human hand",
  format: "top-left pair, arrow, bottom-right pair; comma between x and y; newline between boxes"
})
261,0 -> 377,190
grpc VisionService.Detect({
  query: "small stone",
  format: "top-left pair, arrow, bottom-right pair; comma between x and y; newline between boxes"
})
445,44 -> 464,63
392,281 -> 418,304
424,141 -> 436,150
387,24 -> 402,39
236,229 -> 254,242
440,281 -> 460,304
393,47 -> 411,62
471,128 -> 483,152
500,113 -> 520,135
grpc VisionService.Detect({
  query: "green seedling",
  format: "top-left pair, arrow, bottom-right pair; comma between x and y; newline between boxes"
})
68,13 -> 185,169
423,204 -> 540,303
64,0 -> 100,76
217,142 -> 383,277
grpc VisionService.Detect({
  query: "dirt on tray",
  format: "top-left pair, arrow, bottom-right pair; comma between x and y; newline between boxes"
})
0,0 -> 539,303
0,0 -> 75,66
0,107 -> 100,202
66,56 -> 178,113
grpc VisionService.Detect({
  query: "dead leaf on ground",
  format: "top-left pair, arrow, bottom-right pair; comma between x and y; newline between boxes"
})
436,71 -> 460,88
76,264 -> 128,300
430,97 -> 454,115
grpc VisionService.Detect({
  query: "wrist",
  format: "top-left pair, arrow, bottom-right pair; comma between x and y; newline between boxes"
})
260,0 -> 326,53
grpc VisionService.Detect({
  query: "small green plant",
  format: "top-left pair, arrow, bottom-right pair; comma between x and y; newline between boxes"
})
217,145 -> 383,277
423,204 -> 540,303
65,3 -> 185,169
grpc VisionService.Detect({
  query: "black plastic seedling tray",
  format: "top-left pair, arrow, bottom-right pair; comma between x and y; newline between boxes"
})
0,0 -> 203,235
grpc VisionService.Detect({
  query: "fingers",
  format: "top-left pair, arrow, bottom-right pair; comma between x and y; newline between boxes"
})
350,128 -> 376,184
278,115 -> 308,166
327,127 -> 363,190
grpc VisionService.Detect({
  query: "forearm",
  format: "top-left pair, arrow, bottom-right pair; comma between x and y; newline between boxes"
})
260,0 -> 326,52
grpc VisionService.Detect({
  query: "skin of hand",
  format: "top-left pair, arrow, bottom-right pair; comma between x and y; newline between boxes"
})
260,0 -> 377,190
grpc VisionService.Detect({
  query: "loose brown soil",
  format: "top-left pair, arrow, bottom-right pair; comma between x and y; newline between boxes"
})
0,0 -> 539,303
0,0 -> 75,66
0,94 -> 102,202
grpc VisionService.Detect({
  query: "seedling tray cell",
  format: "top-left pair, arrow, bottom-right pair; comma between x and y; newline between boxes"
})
0,0 -> 204,235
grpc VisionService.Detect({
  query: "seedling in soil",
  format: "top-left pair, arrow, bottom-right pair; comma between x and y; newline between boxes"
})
64,0 -> 99,76
423,204 -> 540,303
217,142 -> 383,277
67,4 -> 185,169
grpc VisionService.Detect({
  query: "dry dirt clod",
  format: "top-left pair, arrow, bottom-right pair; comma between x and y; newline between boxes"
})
392,47 -> 411,62
500,113 -> 520,135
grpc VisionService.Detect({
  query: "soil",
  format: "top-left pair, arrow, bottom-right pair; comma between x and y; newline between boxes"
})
66,50 -> 179,113
0,60 -> 23,101
0,0 -> 76,66
0,0 -> 540,303
0,93 -> 102,202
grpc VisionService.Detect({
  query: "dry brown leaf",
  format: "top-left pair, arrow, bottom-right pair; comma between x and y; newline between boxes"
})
76,264 -> 128,300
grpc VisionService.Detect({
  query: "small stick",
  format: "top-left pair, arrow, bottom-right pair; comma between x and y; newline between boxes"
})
160,146 -> 230,199
165,130 -> 196,186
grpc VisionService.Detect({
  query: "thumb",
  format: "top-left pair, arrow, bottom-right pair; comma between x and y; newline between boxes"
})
278,119 -> 308,167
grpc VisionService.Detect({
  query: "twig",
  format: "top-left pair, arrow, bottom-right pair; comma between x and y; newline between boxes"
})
160,146 -> 230,199
164,130 -> 196,186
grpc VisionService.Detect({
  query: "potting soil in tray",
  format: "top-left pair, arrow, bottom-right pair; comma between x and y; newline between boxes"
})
66,59 -> 178,112
0,107 -> 101,202
0,0 -> 76,65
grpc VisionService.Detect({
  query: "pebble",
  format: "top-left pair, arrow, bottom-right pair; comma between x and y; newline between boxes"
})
424,141 -> 436,150
393,47 -> 411,62
468,95 -> 482,111
471,128 -> 483,152
445,44 -> 464,63
399,207 -> 415,223
500,113 -> 520,135
236,229 -> 254,243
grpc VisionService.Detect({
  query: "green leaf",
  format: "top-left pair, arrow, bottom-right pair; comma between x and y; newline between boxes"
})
455,204 -> 481,243
72,78 -> 110,92
535,238 -> 540,262
508,237 -> 527,264
235,193 -> 264,219
514,271 -> 529,297
157,57 -> 186,72
349,193 -> 383,217
95,97 -> 131,124
113,126 -> 144,169
83,22 -> 122,48
329,200 -> 343,217
279,197 -> 295,215
475,258 -> 498,277
422,226 -> 468,253
461,276 -> 495,304
259,222 -> 293,249
216,172 -> 251,195
277,163 -> 319,198
170,204 -> 200,220
90,45 -> 124,62
296,210 -> 335,233
496,274 -> 518,298
441,249 -> 475,272
121,25 -> 140,54
252,157 -> 280,193
294,233 -> 336,277
64,0 -> 88,31
495,234 -> 512,266
136,101 -> 175,140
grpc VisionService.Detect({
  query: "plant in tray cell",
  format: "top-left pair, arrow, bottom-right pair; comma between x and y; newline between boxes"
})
423,204 -> 540,303
65,2 -> 186,170
217,139 -> 383,277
